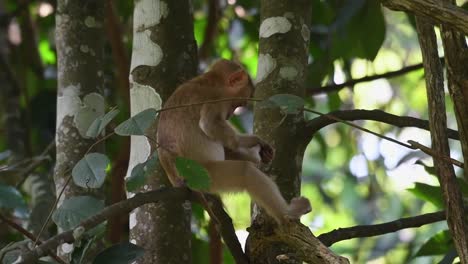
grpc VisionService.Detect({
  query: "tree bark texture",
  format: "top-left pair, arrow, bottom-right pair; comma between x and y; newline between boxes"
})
127,0 -> 198,263
415,17 -> 468,263
248,1 -> 347,263
439,1 -> 468,183
55,0 -> 105,260
381,0 -> 468,36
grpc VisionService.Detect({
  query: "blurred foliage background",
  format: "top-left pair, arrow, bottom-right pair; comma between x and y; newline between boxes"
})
1,0 -> 467,263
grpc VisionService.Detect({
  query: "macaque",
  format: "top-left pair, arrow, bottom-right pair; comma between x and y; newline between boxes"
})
157,59 -> 311,223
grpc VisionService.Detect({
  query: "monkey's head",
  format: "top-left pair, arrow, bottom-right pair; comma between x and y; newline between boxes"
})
211,59 -> 255,105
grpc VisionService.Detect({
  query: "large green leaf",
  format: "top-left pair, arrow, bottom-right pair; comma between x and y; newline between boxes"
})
407,183 -> 444,208
93,242 -> 144,264
114,108 -> 157,136
355,1 -> 386,60
126,151 -> 158,192
86,108 -> 120,138
0,185 -> 26,210
331,0 -> 385,61
52,196 -> 104,231
72,153 -> 110,189
415,230 -> 453,257
175,157 -> 210,191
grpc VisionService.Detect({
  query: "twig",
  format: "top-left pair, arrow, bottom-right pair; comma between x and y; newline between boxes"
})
0,214 -> 66,264
408,140 -> 463,168
85,132 -> 114,155
304,108 -> 415,149
308,59 -> 444,95
34,132 -> 113,245
303,108 -> 462,168
199,0 -> 221,61
33,173 -> 72,247
155,97 -> 263,114
304,109 -> 459,141
16,141 -> 55,188
318,210 -> 446,246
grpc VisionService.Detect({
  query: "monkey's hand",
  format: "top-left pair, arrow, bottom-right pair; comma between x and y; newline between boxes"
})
259,141 -> 275,164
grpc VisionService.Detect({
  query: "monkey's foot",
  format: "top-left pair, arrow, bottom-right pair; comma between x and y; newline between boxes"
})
287,197 -> 312,219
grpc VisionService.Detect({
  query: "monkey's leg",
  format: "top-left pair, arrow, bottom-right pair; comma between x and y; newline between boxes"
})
203,160 -> 310,223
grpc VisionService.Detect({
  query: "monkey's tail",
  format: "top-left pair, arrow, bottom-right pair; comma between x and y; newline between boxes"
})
157,148 -> 184,187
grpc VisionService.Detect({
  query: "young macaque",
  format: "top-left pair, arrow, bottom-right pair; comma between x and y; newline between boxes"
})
157,59 -> 311,223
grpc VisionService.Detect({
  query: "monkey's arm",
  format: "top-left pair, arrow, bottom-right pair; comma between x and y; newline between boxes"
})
199,104 -> 251,149
224,146 -> 261,164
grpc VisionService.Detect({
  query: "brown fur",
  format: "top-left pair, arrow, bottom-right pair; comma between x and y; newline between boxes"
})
157,59 -> 311,223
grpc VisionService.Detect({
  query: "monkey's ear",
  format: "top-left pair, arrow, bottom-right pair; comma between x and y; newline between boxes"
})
227,70 -> 248,93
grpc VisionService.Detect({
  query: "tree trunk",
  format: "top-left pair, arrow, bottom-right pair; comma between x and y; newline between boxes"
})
54,0 -> 105,260
247,2 -> 348,263
127,0 -> 198,263
248,0 -> 312,262
416,17 -> 468,264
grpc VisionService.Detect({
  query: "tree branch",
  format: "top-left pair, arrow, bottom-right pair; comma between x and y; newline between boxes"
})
302,109 -> 459,144
198,0 -> 221,61
308,60 -> 434,95
194,194 -> 249,264
0,214 -> 66,264
381,0 -> 468,36
19,188 -> 189,263
18,188 -> 248,264
318,210 -> 445,246
15,141 -> 55,188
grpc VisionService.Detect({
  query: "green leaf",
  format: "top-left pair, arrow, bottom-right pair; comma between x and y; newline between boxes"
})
114,108 -> 157,136
356,1 -> 386,60
175,157 -> 211,191
86,108 -> 120,138
192,203 -> 206,223
93,242 -> 145,264
415,230 -> 453,257
407,183 -> 444,208
330,1 -> 385,61
39,40 -> 56,64
327,92 -> 342,111
52,196 -> 104,230
126,151 -> 158,192
263,94 -> 305,114
72,153 -> 110,189
414,160 -> 437,176
0,185 -> 26,210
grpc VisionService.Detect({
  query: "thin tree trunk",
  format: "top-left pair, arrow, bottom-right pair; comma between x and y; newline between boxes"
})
127,0 -> 198,263
248,2 -> 348,263
416,17 -> 468,263
248,1 -> 311,262
55,0 -> 105,260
